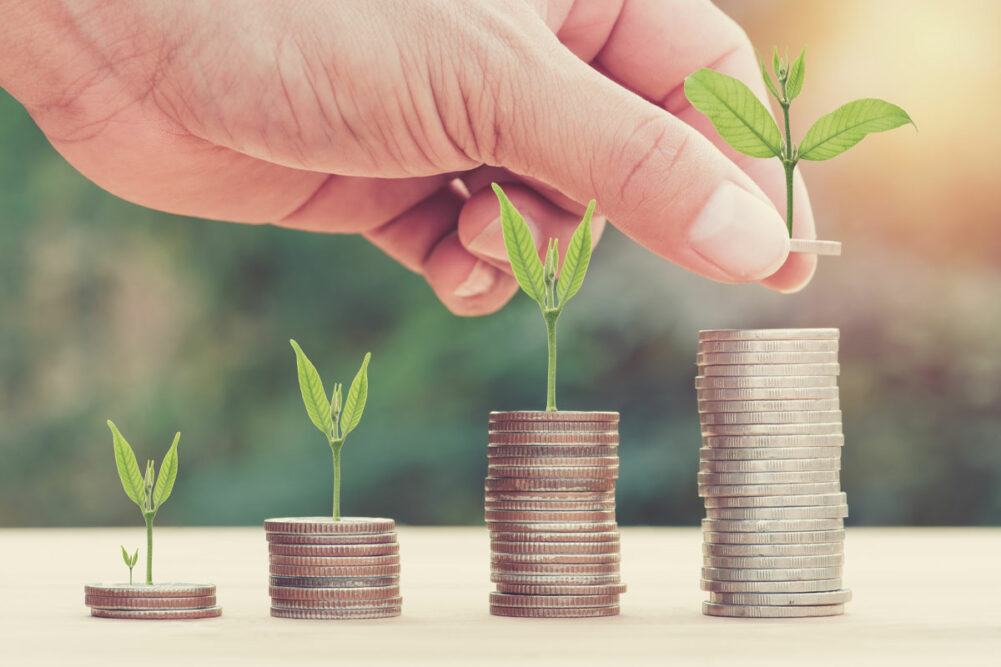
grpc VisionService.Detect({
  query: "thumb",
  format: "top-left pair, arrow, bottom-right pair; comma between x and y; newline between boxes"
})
488,46 -> 789,283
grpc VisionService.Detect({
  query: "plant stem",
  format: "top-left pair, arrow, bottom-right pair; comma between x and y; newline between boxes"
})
544,310 -> 559,412
143,513 -> 154,585
779,86 -> 795,235
331,440 -> 343,520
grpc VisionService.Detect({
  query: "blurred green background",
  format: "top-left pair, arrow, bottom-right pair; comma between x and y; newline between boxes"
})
2,0 -> 1000,527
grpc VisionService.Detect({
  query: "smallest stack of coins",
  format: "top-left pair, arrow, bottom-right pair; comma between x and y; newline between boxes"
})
265,517 -> 401,620
486,411 -> 625,618
84,583 -> 220,619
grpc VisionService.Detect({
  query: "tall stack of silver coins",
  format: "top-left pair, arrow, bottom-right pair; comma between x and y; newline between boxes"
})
265,517 -> 402,619
696,329 -> 851,618
486,411 -> 626,618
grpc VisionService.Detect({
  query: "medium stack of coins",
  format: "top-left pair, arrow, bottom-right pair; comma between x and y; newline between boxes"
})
265,517 -> 401,619
696,329 -> 851,618
84,583 -> 221,619
486,411 -> 626,618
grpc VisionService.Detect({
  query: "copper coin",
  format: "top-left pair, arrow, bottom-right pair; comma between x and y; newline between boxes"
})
85,595 -> 217,609
489,531 -> 620,543
490,605 -> 618,618
488,446 -> 618,458
486,510 -> 616,522
91,606 -> 222,620
491,540 -> 619,554
698,339 -> 839,353
708,589 -> 852,606
487,521 -> 618,533
485,490 -> 616,502
270,564 -> 400,577
703,529 -> 845,545
485,500 -> 616,511
488,433 -> 619,445
491,562 -> 619,574
269,585 -> 400,601
702,542 -> 843,558
487,457 -> 619,467
489,411 -> 619,422
269,554 -> 401,567
269,543 -> 399,557
496,582 -> 627,596
489,421 -> 619,434
271,596 -> 403,610
698,482 -> 842,497
703,492 -> 848,508
271,606 -> 400,620
490,573 -> 621,585
84,583 -> 215,598
492,552 -> 620,565
485,478 -> 616,492
489,592 -> 620,608
269,576 -> 399,588
700,578 -> 842,593
263,517 -> 395,534
487,466 -> 619,480
266,532 -> 397,545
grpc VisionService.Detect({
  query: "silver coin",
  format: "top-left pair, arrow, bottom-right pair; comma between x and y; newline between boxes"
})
708,589 -> 852,606
697,351 -> 838,365
486,466 -> 619,479
270,606 -> 401,620
697,471 -> 839,485
702,434 -> 844,448
695,375 -> 838,389
269,576 -> 399,588
703,529 -> 845,545
703,542 -> 843,557
702,601 -> 844,617
485,521 -> 618,533
702,518 -> 843,533
788,239 -> 842,256
700,459 -> 841,473
698,329 -> 839,342
702,566 -> 842,581
703,554 -> 844,569
701,423 -> 843,436
699,363 -> 840,377
490,552 -> 621,564
489,531 -> 620,543
490,573 -> 622,585
701,578 -> 842,593
698,339 -> 839,353
699,446 -> 844,460
706,504 -> 849,520
700,410 -> 843,426
704,493 -> 847,508
698,398 -> 840,414
485,500 -> 617,511
698,482 -> 842,497
697,386 -> 840,401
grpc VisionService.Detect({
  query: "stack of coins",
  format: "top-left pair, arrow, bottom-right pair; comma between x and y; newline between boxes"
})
265,517 -> 401,619
696,329 -> 851,618
84,583 -> 220,619
486,411 -> 626,618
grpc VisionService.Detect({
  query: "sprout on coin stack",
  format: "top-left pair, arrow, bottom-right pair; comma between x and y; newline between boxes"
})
84,422 -> 221,620
264,342 -> 401,620
695,329 -> 852,618
485,185 -> 625,619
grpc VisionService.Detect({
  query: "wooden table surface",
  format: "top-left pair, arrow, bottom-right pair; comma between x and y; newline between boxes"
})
1,527 -> 998,665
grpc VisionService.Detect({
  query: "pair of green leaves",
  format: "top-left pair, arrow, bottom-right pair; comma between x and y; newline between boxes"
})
290,340 -> 370,445
684,47 -> 913,162
108,420 -> 179,515
493,183 -> 595,314
121,545 -> 139,568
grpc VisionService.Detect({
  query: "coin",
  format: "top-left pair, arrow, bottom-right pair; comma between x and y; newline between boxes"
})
488,445 -> 620,458
486,510 -> 616,522
702,518 -> 844,533
485,478 -> 616,492
486,466 -> 619,479
697,339 -> 839,353
488,433 -> 619,445
700,459 -> 841,473
490,541 -> 620,554
698,398 -> 840,413
489,592 -> 620,608
699,410 -> 843,425
489,421 -> 619,434
703,434 -> 845,448
490,573 -> 622,585
489,411 -> 620,422
491,562 -> 619,574
266,532 -> 398,545
487,457 -> 619,467
91,606 -> 223,620
697,471 -> 839,485
85,595 -> 217,609
269,585 -> 400,601
695,375 -> 838,389
788,239 -> 842,256
708,589 -> 852,605
271,596 -> 403,610
702,601 -> 844,617
264,517 -> 395,534
269,543 -> 399,557
701,566 -> 842,581
485,490 -> 616,502
698,329 -> 838,341
703,493 -> 847,509
701,423 -> 843,436
702,529 -> 844,545
697,351 -> 838,365
697,386 -> 840,401
702,542 -> 843,557
700,578 -> 842,593
703,554 -> 844,569
269,555 -> 401,567
705,504 -> 849,520
269,564 -> 400,577
495,583 -> 627,596
84,583 -> 216,598
698,482 -> 842,497
490,531 -> 620,543
490,605 -> 618,618
487,521 -> 618,533
485,500 -> 617,511
699,447 -> 844,461
269,576 -> 400,588
699,363 -> 840,377
271,606 -> 400,620
491,552 -> 620,565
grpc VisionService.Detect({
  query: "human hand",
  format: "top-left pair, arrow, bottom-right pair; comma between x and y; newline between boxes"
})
0,0 -> 815,315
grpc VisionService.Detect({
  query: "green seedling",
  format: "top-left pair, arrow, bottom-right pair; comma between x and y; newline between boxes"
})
121,546 -> 139,585
685,47 -> 914,234
493,183 -> 596,412
290,340 -> 371,521
107,420 -> 179,585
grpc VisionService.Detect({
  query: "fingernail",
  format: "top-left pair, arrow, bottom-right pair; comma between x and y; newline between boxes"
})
467,215 -> 538,261
689,183 -> 789,281
453,260 -> 499,298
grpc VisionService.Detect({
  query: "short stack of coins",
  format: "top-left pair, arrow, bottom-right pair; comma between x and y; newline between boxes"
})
486,411 -> 626,618
265,517 -> 401,619
84,583 -> 220,619
696,329 -> 851,618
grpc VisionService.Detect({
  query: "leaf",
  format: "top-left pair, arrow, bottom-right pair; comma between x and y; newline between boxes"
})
121,545 -> 130,566
339,352 -> 371,438
108,420 -> 144,507
152,432 -> 180,510
556,200 -> 595,308
799,98 -> 914,161
757,51 -> 780,102
772,46 -> 782,79
290,339 -> 333,438
493,183 -> 546,306
131,548 -> 139,566
684,69 -> 782,158
786,47 -> 806,101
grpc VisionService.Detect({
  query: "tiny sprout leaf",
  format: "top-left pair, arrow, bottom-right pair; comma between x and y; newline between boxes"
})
684,69 -> 783,158
131,548 -> 139,566
290,339 -> 334,438
493,183 -> 546,306
772,46 -> 782,80
799,98 -> 914,161
556,200 -> 595,308
339,352 -> 371,438
152,432 -> 180,510
121,545 -> 130,566
786,47 -> 806,101
108,420 -> 144,508
757,51 -> 780,102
